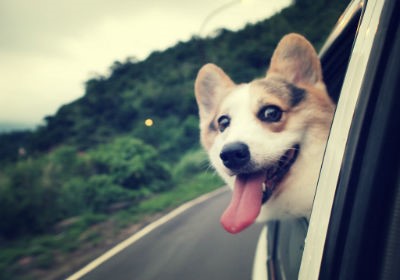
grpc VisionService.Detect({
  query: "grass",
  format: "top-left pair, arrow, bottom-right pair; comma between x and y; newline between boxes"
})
139,173 -> 222,213
0,166 -> 223,280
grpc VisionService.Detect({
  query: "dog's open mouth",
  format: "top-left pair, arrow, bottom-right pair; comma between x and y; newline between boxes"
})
262,144 -> 300,204
221,144 -> 300,234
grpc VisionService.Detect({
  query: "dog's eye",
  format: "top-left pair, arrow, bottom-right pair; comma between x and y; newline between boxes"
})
217,115 -> 230,132
258,105 -> 282,122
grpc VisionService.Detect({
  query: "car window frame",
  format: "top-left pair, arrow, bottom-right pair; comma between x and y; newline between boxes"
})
253,2 -> 364,279
299,0 -> 387,279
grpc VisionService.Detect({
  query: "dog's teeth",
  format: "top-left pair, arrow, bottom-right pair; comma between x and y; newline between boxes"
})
262,182 -> 266,192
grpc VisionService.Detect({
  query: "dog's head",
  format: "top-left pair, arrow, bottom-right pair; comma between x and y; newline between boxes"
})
195,33 -> 335,234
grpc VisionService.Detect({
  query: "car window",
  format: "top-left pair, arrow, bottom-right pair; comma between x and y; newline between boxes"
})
299,0 -> 388,278
320,6 -> 362,103
262,2 -> 363,279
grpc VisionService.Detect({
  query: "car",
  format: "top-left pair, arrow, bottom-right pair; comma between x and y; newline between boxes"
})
252,0 -> 400,279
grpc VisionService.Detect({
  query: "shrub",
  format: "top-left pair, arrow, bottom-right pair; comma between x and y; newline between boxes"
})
172,149 -> 211,180
89,136 -> 171,192
0,159 -> 60,238
85,175 -> 137,212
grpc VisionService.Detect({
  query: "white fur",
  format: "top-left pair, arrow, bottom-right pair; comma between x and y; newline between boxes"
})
207,84 -> 328,221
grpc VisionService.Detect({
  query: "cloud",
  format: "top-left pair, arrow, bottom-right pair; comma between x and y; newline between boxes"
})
0,0 -> 291,126
0,0 -> 216,54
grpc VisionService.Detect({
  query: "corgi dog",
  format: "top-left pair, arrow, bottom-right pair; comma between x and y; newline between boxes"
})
194,33 -> 335,234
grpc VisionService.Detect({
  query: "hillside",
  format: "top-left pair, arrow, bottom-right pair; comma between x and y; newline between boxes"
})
0,0 -> 348,162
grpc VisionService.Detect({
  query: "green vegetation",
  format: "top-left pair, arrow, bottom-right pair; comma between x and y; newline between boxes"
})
0,0 -> 349,279
0,149 -> 222,280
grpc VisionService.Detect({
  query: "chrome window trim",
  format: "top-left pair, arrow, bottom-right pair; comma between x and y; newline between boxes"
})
252,226 -> 268,280
299,0 -> 386,279
319,0 -> 364,58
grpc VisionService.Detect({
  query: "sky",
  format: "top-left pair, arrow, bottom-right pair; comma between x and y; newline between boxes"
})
0,0 -> 291,130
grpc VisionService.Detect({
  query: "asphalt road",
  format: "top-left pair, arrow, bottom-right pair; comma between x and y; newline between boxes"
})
81,188 -> 264,280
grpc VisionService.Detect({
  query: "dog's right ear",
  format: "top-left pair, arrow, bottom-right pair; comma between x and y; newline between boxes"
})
268,33 -> 323,86
195,63 -> 235,121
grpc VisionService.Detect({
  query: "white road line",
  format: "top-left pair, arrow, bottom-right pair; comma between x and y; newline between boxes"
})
66,187 -> 228,280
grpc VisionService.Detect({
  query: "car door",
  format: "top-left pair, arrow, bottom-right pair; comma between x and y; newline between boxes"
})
301,0 -> 400,279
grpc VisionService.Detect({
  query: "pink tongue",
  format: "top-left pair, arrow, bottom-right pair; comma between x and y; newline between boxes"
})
221,173 -> 265,234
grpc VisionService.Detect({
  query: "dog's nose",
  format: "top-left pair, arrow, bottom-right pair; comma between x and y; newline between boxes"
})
220,142 -> 250,170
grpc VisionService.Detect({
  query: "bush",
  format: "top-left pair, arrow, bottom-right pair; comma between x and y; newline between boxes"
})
0,137 -> 173,239
172,149 -> 211,180
46,146 -> 93,180
90,136 -> 171,192
84,175 -> 137,212
0,159 -> 60,238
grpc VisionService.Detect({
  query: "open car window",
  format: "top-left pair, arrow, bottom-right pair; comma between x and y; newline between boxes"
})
320,1 -> 363,103
300,0 -> 398,278
257,1 -> 364,279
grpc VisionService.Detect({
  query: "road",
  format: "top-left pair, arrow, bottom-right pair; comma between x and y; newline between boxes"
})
80,188 -> 264,280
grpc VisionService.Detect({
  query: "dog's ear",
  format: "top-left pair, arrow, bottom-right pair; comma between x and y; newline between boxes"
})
268,33 -> 323,86
195,63 -> 235,120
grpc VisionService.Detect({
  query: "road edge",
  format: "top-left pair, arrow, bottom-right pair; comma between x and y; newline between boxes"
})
66,186 -> 228,280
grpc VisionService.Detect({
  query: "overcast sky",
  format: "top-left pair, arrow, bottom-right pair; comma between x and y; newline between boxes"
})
0,0 -> 291,129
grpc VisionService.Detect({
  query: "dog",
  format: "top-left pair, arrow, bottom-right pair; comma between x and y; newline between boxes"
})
194,33 -> 335,234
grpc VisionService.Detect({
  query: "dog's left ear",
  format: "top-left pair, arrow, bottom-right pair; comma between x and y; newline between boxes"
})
268,33 -> 323,86
195,63 -> 235,121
